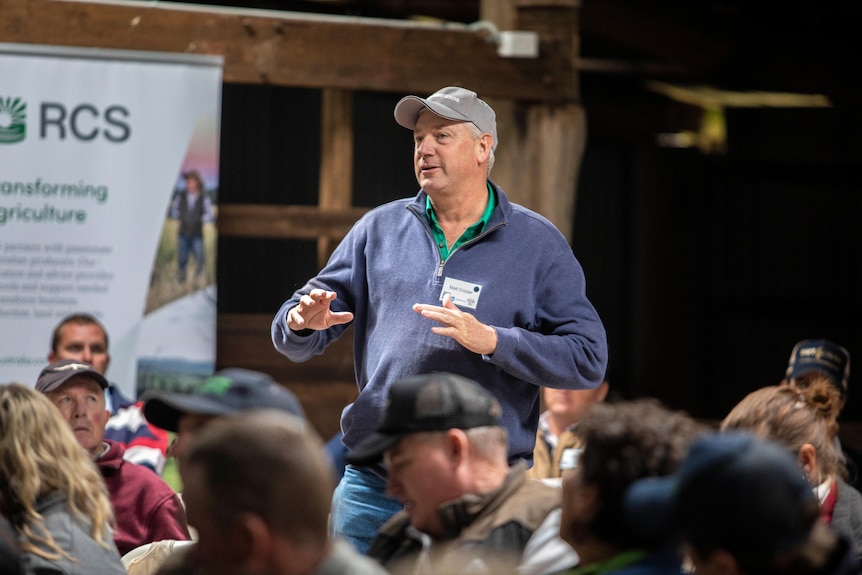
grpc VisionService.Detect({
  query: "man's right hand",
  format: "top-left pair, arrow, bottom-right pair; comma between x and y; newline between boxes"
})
286,289 -> 354,332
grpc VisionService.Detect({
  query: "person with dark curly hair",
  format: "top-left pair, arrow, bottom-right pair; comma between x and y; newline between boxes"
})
557,398 -> 704,574
722,379 -> 862,557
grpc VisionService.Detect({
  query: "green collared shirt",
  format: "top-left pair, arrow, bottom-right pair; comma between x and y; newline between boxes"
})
425,182 -> 496,261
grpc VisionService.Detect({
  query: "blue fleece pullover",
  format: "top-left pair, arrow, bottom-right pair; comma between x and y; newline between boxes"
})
272,183 -> 607,465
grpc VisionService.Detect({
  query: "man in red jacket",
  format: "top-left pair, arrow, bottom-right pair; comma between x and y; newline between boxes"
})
36,359 -> 191,556
48,313 -> 170,474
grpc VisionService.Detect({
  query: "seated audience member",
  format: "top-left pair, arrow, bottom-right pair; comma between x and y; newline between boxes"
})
144,368 -> 309,575
528,380 -> 609,480
173,409 -> 388,575
142,367 -> 306,469
721,381 -> 862,555
0,383 -> 126,574
0,515 -> 23,575
348,372 -> 578,575
625,431 -> 861,575
35,360 -> 191,556
782,338 -> 861,489
48,313 -> 169,473
556,398 -> 703,574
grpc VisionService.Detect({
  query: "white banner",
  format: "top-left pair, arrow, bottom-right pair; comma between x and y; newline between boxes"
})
0,43 -> 222,397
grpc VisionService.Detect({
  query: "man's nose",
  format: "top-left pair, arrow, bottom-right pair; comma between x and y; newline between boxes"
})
72,398 -> 88,417
415,137 -> 434,156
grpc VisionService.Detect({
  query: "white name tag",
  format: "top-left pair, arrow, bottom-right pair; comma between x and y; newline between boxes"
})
440,277 -> 483,310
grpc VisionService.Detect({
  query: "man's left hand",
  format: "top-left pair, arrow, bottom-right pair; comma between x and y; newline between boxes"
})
413,294 -> 498,356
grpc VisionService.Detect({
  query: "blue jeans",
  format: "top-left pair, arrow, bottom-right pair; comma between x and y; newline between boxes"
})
330,465 -> 402,555
177,234 -> 204,279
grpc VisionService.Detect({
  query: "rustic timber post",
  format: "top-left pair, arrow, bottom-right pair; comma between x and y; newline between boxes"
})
480,0 -> 585,244
318,88 -> 354,266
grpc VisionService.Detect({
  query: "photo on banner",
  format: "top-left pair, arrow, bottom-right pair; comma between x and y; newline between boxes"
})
0,43 -> 223,398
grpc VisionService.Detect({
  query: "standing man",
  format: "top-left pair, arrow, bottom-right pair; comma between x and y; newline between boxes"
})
48,313 -> 169,474
170,169 -> 214,284
272,86 -> 608,553
36,359 -> 191,556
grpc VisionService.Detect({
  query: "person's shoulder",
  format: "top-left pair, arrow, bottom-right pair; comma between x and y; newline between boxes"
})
838,478 -> 862,506
506,473 -> 565,518
507,201 -> 565,232
365,196 -> 417,218
499,198 -> 571,251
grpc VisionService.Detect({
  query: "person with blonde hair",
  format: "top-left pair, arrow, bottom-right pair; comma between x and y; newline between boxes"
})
721,379 -> 862,555
35,359 -> 190,555
0,383 -> 126,574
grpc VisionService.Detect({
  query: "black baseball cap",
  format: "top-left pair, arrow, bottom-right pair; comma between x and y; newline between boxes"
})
142,368 -> 305,433
785,339 -> 850,396
346,372 -> 502,466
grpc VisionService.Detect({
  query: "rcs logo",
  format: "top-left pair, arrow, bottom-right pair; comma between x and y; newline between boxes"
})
0,97 -> 26,144
0,95 -> 131,144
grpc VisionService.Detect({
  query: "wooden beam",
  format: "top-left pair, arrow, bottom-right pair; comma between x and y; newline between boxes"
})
318,88 -> 354,266
482,0 -> 583,240
218,204 -> 367,239
0,0 -> 577,101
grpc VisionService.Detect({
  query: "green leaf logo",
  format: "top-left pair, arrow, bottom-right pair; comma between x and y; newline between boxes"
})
0,96 -> 26,144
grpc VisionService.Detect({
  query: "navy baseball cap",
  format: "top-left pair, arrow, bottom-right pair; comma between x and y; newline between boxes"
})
785,339 -> 850,396
36,359 -> 109,393
624,431 -> 819,557
347,372 -> 502,466
142,368 -> 305,433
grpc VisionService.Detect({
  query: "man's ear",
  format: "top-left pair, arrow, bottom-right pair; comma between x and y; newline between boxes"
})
798,443 -> 818,484
595,381 -> 610,403
235,512 -> 273,571
445,428 -> 469,466
48,351 -> 57,363
477,133 -> 493,162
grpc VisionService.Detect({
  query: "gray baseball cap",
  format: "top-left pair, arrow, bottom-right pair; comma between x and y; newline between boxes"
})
36,359 -> 109,393
394,86 -> 498,151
